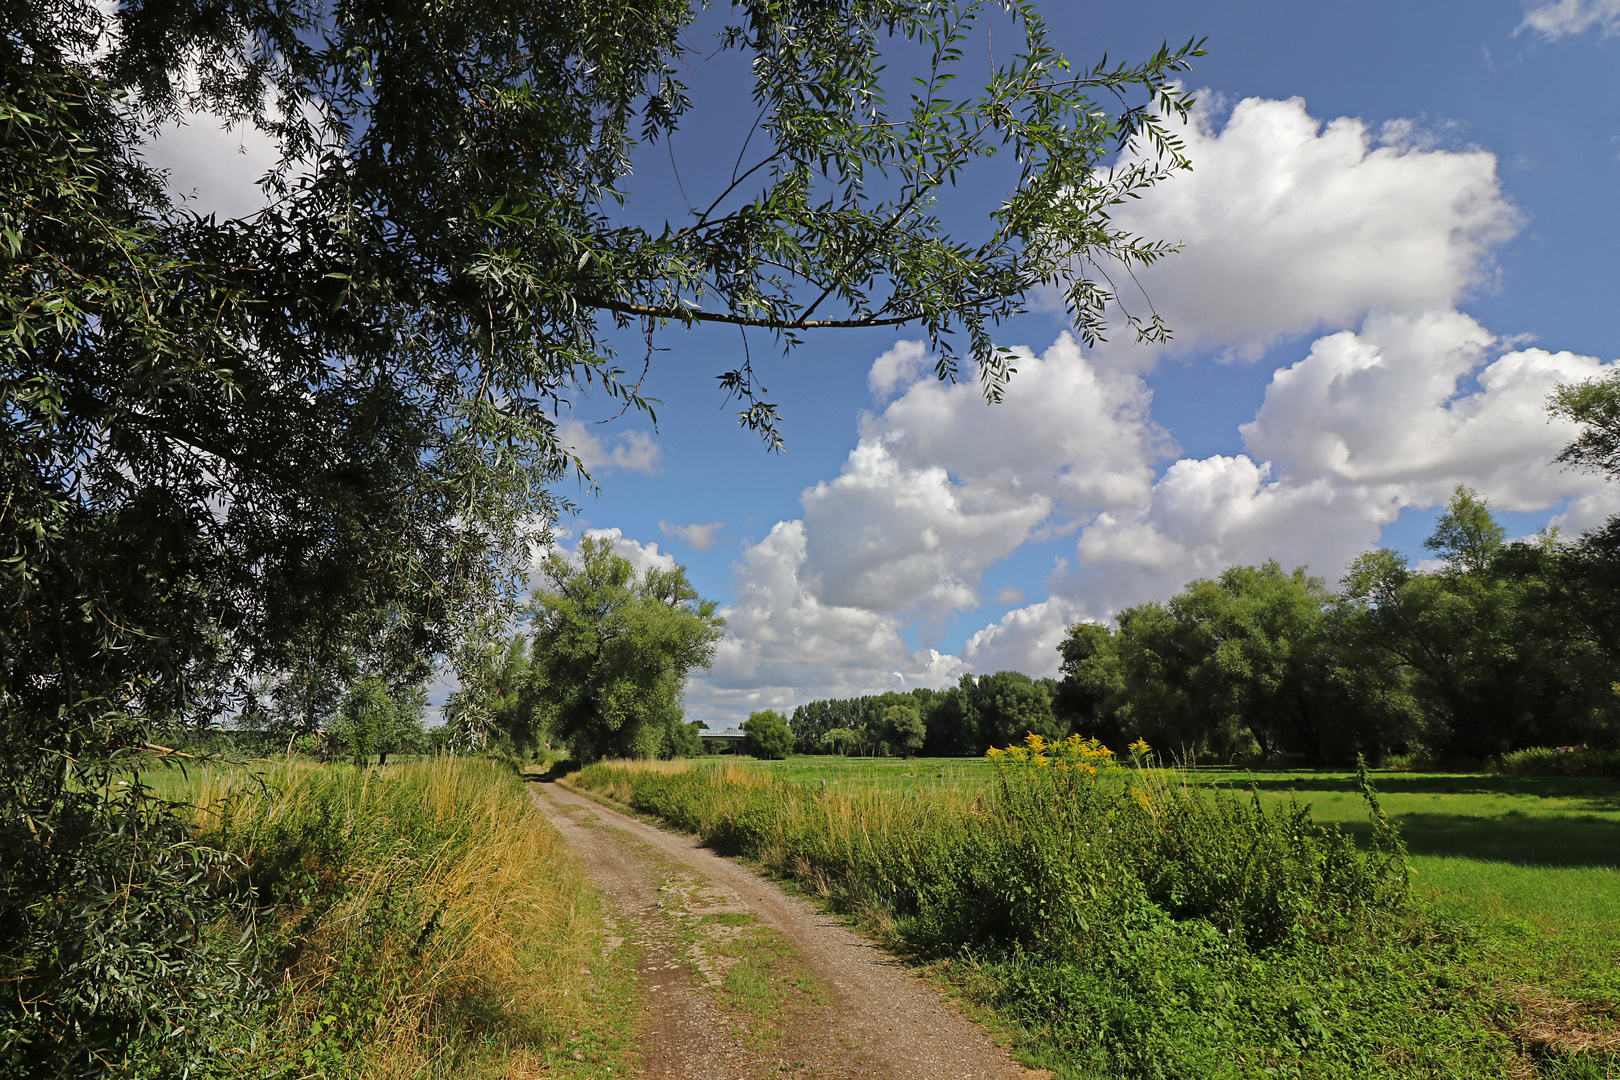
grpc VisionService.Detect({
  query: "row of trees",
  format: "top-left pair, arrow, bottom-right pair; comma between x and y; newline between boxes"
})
789,668 -> 1070,758
1059,488 -> 1619,764
786,489 -> 1620,765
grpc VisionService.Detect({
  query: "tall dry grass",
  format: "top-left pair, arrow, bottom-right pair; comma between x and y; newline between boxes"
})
164,757 -> 601,1078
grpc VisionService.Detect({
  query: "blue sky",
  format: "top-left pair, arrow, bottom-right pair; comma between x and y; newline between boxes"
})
150,0 -> 1620,728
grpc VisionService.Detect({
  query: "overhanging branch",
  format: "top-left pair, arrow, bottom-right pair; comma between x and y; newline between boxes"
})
581,296 -> 923,329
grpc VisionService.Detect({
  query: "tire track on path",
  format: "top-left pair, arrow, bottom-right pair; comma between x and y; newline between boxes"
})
528,777 -> 1036,1080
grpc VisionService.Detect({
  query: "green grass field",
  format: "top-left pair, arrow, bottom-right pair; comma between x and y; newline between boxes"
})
729,754 -> 1620,999
1197,766 -> 1620,1004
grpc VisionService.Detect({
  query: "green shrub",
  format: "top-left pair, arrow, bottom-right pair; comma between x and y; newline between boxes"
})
0,781 -> 259,1080
1500,746 -> 1620,778
740,710 -> 794,759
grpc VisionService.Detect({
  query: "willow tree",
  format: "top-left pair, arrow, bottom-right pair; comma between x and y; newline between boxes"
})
528,537 -> 724,761
3,0 -> 1200,1069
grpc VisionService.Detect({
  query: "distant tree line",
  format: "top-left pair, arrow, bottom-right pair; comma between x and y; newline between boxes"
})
790,668 -> 1070,758
792,487 -> 1620,764
1061,487 -> 1619,764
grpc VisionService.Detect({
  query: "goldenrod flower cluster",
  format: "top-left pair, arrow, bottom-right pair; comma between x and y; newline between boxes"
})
986,732 -> 1140,775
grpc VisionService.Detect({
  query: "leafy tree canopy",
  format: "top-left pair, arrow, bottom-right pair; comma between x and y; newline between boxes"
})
528,537 -> 723,761
2,0 -> 1201,1064
741,709 -> 795,760
326,673 -> 428,766
1550,370 -> 1620,480
878,702 -> 926,757
5,0 -> 1203,762
1424,486 -> 1507,575
967,670 -> 1063,748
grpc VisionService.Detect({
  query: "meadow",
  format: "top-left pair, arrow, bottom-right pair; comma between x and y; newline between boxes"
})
758,756 -> 1620,1004
573,751 -> 1620,1079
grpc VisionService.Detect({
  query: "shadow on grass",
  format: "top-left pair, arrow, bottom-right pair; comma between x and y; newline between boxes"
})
1198,770 -> 1620,811
1334,813 -> 1620,869
522,758 -> 582,783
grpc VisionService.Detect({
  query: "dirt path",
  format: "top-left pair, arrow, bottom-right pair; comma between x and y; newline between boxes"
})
528,778 -> 1035,1080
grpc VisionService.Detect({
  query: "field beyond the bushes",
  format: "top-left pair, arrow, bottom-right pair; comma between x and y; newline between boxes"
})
572,753 -> 1620,1079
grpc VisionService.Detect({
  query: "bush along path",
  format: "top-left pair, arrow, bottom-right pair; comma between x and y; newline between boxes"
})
528,775 -> 1037,1079
565,747 -> 1617,1079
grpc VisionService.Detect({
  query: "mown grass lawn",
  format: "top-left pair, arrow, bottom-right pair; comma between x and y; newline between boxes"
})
1199,767 -> 1620,1006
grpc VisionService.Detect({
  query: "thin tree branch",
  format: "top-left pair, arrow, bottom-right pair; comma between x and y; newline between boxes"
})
580,296 -> 921,329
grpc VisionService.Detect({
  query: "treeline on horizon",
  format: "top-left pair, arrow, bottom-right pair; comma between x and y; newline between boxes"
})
789,487 -> 1620,765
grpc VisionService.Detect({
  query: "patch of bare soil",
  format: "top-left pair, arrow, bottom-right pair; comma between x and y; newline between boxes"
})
529,779 -> 1037,1080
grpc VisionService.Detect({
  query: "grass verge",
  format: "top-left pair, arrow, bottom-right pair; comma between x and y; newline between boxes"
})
155,756 -> 634,1078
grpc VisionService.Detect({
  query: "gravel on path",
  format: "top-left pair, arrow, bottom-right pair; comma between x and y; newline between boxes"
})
528,777 -> 1040,1080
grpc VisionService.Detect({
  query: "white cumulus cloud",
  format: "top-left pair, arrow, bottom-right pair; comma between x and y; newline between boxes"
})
867,339 -> 931,398
534,526 -> 675,579
800,440 -> 1051,619
558,419 -> 662,474
685,521 -> 968,726
1520,0 -> 1620,37
794,333 -> 1168,623
660,519 -> 726,551
961,599 -> 1076,678
1242,312 -> 1619,510
1093,95 -> 1518,361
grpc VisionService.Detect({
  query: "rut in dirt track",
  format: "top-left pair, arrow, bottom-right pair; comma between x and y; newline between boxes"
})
528,778 -> 1040,1080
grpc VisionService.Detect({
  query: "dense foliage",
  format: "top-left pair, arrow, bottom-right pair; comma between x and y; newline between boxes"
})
789,670 -> 1067,757
1059,489 -> 1619,764
570,755 -> 1522,1077
741,709 -> 795,760
449,538 -> 722,760
324,675 -> 430,766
